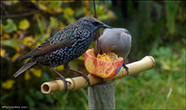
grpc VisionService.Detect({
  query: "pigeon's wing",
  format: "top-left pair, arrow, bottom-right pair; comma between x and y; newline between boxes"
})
19,29 -> 76,60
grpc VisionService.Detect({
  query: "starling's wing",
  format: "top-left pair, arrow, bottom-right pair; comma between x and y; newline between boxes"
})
19,33 -> 75,60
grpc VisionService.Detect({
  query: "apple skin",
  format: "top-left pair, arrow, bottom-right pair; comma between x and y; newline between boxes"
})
84,49 -> 123,79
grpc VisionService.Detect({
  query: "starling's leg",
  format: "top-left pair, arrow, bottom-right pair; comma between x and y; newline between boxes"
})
73,73 -> 89,78
51,69 -> 70,93
73,74 -> 84,78
64,63 -> 90,86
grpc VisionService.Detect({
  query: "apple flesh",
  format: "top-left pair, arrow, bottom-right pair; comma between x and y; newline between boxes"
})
84,49 -> 123,79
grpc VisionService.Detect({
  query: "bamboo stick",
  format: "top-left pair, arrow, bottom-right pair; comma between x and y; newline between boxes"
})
41,56 -> 155,94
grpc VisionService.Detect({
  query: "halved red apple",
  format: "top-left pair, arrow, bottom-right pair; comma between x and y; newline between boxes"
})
84,49 -> 123,79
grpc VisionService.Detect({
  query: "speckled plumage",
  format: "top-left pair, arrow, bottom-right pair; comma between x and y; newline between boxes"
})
14,17 -> 111,91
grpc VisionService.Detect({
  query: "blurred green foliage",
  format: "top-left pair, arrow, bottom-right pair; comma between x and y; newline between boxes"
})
1,1 -> 185,109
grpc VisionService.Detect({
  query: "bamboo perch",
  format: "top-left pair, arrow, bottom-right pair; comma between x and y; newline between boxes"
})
41,56 -> 155,94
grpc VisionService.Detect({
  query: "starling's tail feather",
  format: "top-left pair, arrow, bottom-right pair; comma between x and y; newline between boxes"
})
18,53 -> 31,61
13,61 -> 36,78
18,55 -> 28,61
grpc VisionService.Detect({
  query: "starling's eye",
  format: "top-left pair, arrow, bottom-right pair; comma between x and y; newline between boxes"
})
92,22 -> 100,26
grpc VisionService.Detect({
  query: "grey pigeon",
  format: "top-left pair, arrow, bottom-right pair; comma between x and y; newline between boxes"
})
94,28 -> 132,74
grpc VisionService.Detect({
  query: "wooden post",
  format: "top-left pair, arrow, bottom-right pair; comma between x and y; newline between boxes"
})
88,82 -> 115,109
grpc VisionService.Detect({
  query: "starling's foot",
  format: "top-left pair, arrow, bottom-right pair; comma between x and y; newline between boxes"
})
64,63 -> 91,86
72,70 -> 90,86
52,70 -> 70,93
80,73 -> 90,86
55,77 -> 71,86
58,77 -> 70,93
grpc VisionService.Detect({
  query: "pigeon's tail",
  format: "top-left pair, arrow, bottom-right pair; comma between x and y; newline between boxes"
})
13,61 -> 36,78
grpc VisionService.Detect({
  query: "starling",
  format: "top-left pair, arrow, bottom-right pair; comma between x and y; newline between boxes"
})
94,28 -> 132,74
14,17 -> 112,92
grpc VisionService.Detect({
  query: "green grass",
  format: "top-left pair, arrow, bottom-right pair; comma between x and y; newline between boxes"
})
114,43 -> 185,109
115,69 -> 185,109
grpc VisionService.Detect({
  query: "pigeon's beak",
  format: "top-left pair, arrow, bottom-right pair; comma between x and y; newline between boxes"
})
102,23 -> 112,29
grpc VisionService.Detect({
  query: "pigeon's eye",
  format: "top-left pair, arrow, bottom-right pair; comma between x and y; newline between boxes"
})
92,22 -> 100,26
